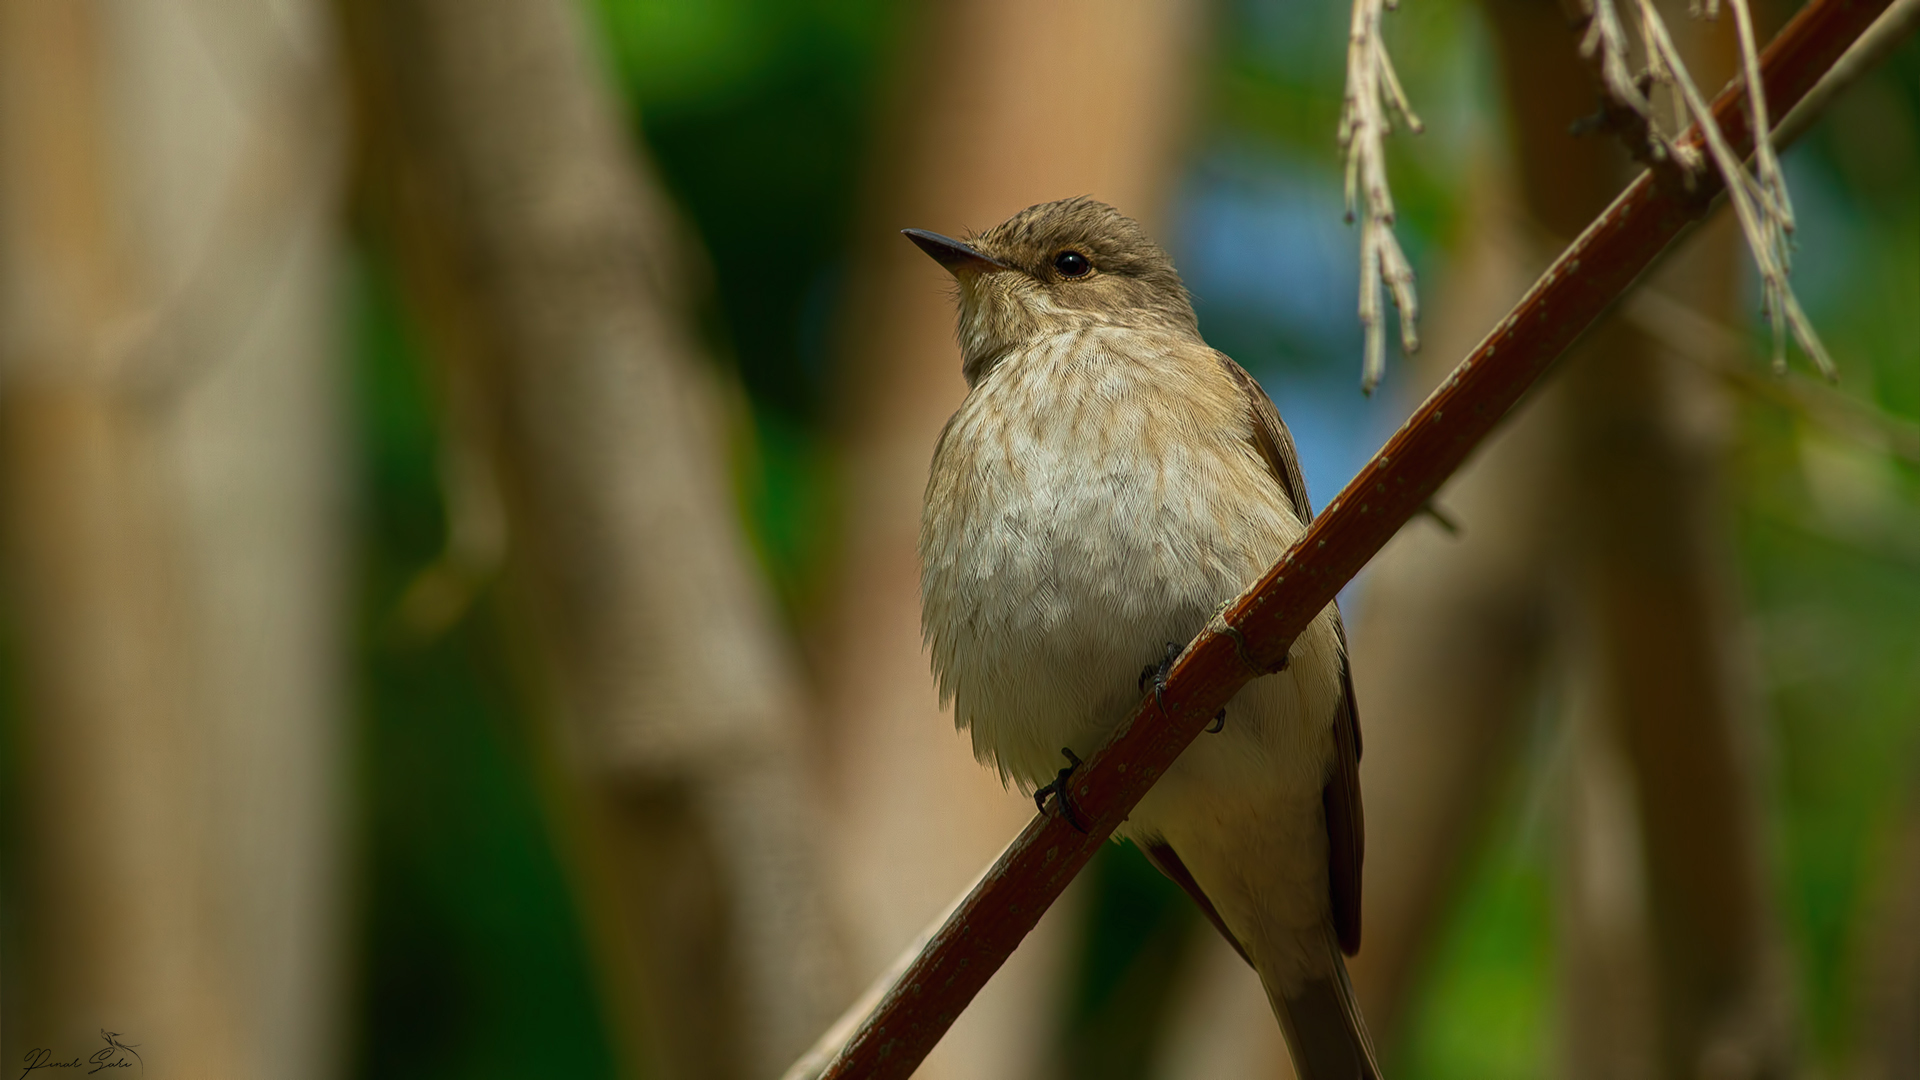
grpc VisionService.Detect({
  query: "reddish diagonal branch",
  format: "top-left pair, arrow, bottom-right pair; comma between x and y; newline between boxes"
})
809,0 -> 1890,1075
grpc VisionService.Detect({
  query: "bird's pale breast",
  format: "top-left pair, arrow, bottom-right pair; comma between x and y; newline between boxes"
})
920,327 -> 1345,801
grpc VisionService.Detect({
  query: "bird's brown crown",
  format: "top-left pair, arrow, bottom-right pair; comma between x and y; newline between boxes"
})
948,198 -> 1201,385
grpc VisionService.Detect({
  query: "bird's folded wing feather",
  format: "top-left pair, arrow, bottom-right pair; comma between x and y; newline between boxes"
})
1217,350 -> 1366,957
1215,351 -> 1314,526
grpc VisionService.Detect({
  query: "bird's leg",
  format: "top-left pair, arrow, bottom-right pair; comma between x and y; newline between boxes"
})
1137,641 -> 1182,713
1140,642 -> 1226,731
1033,747 -> 1088,832
1222,624 -> 1290,676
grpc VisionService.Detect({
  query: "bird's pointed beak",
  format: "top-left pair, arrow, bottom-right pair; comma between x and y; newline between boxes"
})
902,229 -> 1011,275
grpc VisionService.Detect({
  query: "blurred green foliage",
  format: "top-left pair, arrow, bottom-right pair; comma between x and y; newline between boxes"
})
1061,844 -> 1205,1080
1740,32 -> 1920,1063
1397,788 -> 1557,1079
589,0 -> 898,420
349,253 -> 619,1079
591,0 -> 901,613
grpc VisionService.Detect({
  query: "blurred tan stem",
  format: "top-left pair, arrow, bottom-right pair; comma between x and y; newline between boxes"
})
0,0 -> 347,1075
1850,779 -> 1920,1079
333,0 -> 851,1076
815,2 -> 1205,1076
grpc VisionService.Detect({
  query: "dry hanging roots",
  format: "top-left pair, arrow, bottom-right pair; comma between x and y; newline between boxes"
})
1340,0 -> 1423,395
1579,0 -> 1835,377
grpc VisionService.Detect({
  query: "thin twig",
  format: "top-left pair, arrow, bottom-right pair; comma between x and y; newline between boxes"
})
1641,1 -> 1699,150
1341,0 -> 1422,395
1624,286 -> 1920,466
1727,0 -> 1792,228
1774,0 -> 1920,147
1585,0 -> 1653,118
1574,0 -> 1693,169
794,2 -> 1894,1075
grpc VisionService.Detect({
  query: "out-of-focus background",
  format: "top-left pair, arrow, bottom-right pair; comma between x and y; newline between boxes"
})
0,0 -> 1914,1077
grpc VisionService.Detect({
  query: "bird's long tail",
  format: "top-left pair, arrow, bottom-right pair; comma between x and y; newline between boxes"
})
1260,937 -> 1383,1080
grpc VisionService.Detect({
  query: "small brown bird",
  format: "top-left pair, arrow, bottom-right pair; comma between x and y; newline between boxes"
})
911,197 -> 1380,1078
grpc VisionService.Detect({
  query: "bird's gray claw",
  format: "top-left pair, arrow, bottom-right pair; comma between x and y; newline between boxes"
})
1034,747 -> 1088,832
1224,624 -> 1290,676
1139,641 -> 1181,712
1207,708 -> 1226,734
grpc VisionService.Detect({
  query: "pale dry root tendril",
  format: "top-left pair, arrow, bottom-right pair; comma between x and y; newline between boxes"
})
1583,0 -> 1652,119
1341,0 -> 1423,395
1636,0 -> 1833,377
1582,0 -> 1692,166
1640,1 -> 1703,158
1581,0 -> 1834,378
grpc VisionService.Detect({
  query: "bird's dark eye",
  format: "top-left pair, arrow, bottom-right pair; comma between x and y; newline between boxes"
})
1053,251 -> 1092,278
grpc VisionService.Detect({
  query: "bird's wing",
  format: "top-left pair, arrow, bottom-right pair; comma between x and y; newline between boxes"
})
1325,621 -> 1364,956
1216,350 -> 1366,957
1214,351 -> 1314,527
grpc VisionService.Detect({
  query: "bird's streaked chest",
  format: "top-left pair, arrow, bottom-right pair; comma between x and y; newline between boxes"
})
919,329 -> 1303,784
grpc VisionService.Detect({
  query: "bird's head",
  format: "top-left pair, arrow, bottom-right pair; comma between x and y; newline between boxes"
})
904,197 -> 1199,386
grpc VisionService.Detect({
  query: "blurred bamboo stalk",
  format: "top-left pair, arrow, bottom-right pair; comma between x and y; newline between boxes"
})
815,2 -> 1206,1076
1560,688 -> 1663,1080
1151,931 -> 1293,1079
1850,780 -> 1920,1079
332,0 -> 851,1076
1559,255 -> 1796,1080
1349,0 -> 1793,1074
1549,5 -> 1796,1071
0,0 -> 347,1075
